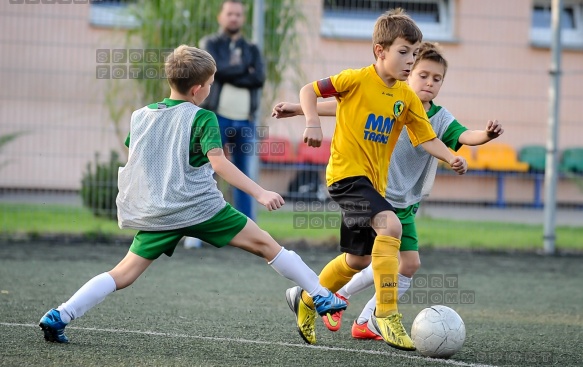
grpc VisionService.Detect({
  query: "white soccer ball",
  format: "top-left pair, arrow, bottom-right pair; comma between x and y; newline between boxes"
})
411,305 -> 466,358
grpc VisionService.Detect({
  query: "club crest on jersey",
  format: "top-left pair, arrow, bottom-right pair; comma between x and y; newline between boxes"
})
393,101 -> 404,118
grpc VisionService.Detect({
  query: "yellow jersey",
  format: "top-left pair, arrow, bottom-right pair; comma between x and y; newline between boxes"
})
313,64 -> 437,196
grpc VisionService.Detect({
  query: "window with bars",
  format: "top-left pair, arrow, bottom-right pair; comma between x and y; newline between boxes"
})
530,0 -> 583,48
320,0 -> 454,41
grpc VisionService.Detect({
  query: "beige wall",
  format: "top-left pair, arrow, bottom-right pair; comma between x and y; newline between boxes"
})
0,0 -> 581,207
0,2 -> 129,189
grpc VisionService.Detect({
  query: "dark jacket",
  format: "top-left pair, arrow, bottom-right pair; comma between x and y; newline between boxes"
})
199,32 -> 266,122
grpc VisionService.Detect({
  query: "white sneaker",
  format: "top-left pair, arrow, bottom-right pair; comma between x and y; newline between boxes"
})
183,237 -> 202,249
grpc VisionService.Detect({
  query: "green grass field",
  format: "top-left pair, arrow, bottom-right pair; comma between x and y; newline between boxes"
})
1,203 -> 583,251
0,241 -> 582,366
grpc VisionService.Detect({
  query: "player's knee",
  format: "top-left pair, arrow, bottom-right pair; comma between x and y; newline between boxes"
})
262,229 -> 272,238
400,259 -> 421,278
249,232 -> 280,259
372,213 -> 402,238
375,225 -> 402,238
346,254 -> 371,270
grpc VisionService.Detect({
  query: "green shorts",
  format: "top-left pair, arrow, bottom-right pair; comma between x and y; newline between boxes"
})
394,203 -> 420,252
129,203 -> 248,260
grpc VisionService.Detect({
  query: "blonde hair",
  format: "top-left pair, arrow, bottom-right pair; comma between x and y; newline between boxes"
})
165,45 -> 216,94
372,8 -> 423,59
413,42 -> 448,77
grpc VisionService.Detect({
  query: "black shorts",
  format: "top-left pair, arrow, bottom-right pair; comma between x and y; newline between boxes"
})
328,176 -> 395,256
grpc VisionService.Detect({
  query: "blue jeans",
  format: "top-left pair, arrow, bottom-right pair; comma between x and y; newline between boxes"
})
217,115 -> 256,221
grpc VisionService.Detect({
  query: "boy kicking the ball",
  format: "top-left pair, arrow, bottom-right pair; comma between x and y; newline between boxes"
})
278,9 -> 467,350
273,42 -> 502,341
38,45 -> 346,344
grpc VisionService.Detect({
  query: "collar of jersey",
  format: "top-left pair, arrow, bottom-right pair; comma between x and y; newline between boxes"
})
160,98 -> 186,107
427,101 -> 442,119
148,98 -> 188,110
369,64 -> 400,89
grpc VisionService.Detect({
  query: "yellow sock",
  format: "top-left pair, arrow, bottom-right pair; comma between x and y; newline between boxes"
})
301,253 -> 359,309
319,253 -> 360,293
371,235 -> 401,317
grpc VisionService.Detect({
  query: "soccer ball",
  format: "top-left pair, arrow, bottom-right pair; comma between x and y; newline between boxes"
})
411,305 -> 466,358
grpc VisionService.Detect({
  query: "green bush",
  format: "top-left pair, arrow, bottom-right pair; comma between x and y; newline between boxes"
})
80,151 -> 123,220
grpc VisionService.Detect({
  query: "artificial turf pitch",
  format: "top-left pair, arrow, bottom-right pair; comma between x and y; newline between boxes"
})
0,241 -> 581,366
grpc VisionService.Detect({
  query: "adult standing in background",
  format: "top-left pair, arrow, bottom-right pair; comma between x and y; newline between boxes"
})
185,0 -> 265,248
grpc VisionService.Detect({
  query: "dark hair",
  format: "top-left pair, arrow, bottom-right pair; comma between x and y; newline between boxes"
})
220,0 -> 244,11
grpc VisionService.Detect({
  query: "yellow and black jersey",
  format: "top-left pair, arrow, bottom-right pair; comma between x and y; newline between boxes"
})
313,64 -> 437,195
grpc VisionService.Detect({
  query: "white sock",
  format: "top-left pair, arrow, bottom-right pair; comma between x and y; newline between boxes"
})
355,273 -> 413,324
398,273 -> 412,299
337,264 -> 374,299
357,295 -> 376,324
268,248 -> 327,297
57,272 -> 117,324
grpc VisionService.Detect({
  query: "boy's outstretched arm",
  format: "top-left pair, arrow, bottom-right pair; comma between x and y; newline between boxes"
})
207,148 -> 285,211
420,138 -> 468,175
299,84 -> 324,147
271,101 -> 337,119
458,120 -> 504,146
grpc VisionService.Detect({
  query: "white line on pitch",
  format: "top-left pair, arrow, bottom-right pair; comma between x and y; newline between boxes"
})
0,322 -> 496,367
